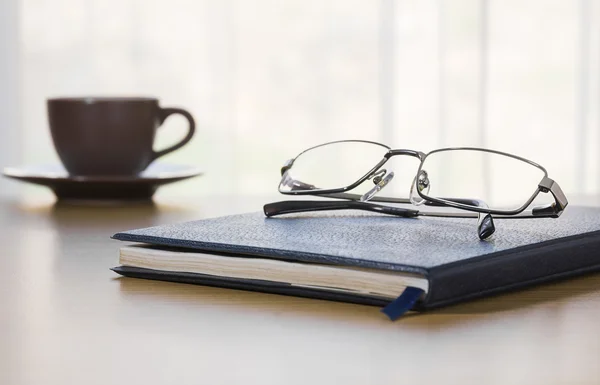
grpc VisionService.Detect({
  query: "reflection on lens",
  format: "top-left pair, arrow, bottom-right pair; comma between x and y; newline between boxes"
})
418,149 -> 545,211
279,141 -> 389,192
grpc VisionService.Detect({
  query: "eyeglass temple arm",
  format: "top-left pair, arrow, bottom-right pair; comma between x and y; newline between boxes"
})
263,198 -> 495,240
263,195 -> 487,219
327,193 -> 494,240
263,200 -> 420,218
323,192 -> 484,208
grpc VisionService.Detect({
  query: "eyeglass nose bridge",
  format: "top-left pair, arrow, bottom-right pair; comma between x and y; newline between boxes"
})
386,149 -> 426,161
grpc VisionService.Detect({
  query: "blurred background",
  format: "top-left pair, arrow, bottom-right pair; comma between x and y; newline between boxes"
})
0,0 -> 599,200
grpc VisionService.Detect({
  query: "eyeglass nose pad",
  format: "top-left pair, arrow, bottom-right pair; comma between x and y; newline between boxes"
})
410,170 -> 430,205
280,170 -> 293,188
360,171 -> 394,202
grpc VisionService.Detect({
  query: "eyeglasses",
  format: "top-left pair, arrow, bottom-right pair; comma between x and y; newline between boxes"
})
263,140 -> 568,240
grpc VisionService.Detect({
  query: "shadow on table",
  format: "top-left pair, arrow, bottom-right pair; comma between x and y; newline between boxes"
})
11,195 -> 269,231
399,272 -> 600,327
9,197 -> 206,232
114,272 -> 600,328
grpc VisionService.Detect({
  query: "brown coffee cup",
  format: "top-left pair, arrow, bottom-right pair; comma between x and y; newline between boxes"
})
47,97 -> 195,176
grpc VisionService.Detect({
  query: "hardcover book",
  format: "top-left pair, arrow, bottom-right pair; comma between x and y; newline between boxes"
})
111,206 -> 600,320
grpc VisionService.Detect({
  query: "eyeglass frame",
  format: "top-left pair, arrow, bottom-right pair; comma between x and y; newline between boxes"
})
274,140 -> 568,218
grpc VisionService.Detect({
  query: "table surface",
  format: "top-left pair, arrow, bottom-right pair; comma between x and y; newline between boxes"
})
1,194 -> 600,385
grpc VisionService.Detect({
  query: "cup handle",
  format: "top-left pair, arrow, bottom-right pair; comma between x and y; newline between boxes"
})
151,107 -> 196,161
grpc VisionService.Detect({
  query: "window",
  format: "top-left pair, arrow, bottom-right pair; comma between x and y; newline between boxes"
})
1,0 -> 597,199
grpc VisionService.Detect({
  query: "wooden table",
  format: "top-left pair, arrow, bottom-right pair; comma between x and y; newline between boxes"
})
1,195 -> 600,385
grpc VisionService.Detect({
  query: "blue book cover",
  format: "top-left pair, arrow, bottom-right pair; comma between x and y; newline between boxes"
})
112,206 -> 600,319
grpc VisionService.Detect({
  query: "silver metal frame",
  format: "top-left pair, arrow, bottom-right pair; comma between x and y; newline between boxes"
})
277,140 -> 568,218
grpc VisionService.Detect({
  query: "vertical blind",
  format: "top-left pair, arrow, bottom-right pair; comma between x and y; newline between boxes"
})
1,0 -> 598,198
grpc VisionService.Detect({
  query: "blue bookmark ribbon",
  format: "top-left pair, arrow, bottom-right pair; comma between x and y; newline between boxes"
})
381,287 -> 424,321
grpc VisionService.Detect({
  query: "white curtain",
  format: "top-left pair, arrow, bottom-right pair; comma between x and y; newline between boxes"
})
1,0 -> 598,198
0,0 -> 20,196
